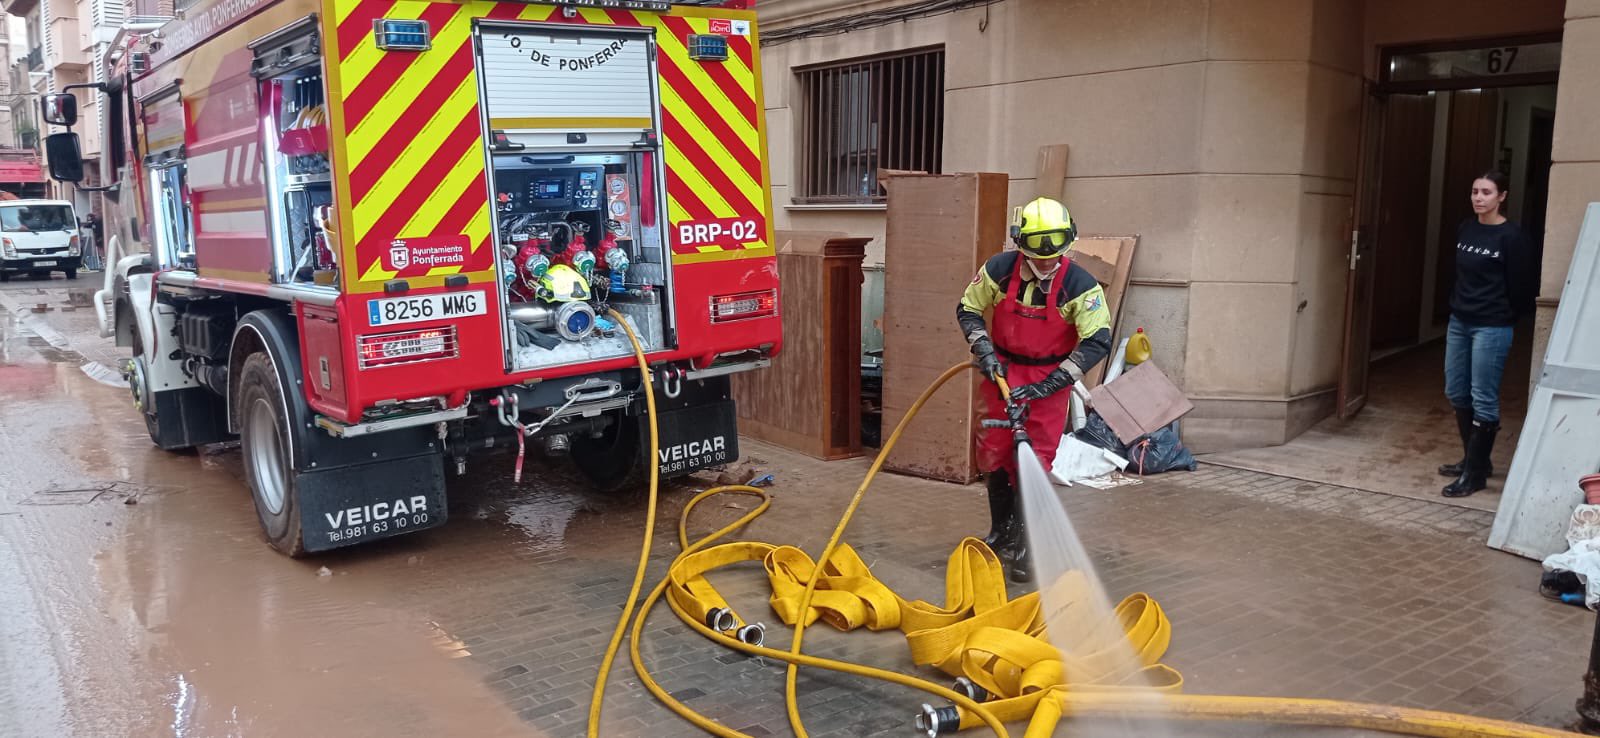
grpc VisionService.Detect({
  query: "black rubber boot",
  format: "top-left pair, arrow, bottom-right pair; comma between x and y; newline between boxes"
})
1437,407 -> 1474,477
1443,419 -> 1498,498
1438,407 -> 1495,478
983,470 -> 1015,548
1000,519 -> 1033,583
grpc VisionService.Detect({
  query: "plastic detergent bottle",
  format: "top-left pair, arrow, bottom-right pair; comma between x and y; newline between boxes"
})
1125,327 -> 1152,366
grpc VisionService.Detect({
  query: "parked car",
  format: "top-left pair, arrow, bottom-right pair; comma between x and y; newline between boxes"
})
0,199 -> 81,281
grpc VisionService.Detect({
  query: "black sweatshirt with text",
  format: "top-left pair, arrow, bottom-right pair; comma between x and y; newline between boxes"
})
1450,218 -> 1538,327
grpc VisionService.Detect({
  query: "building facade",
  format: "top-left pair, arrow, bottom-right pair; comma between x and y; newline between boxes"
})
3,0 -> 126,208
757,0 -> 1596,452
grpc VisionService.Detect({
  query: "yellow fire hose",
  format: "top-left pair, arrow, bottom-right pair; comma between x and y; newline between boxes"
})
588,311 -> 1584,738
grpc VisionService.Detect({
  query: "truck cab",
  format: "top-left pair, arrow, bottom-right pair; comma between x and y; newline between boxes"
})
0,199 -> 82,281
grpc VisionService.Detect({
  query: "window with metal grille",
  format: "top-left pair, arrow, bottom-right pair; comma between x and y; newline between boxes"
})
795,48 -> 944,204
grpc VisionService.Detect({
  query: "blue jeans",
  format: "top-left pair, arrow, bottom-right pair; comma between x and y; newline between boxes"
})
1443,315 -> 1514,423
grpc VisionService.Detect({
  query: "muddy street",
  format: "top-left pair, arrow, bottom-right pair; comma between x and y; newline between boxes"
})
0,280 -> 887,738
0,281 -> 556,735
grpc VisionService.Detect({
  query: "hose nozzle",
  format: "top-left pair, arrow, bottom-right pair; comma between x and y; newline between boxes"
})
734,622 -> 765,647
704,607 -> 736,633
952,677 -> 988,702
913,703 -> 960,738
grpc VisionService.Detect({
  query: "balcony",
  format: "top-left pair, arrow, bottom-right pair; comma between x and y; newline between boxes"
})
25,47 -> 41,72
46,16 -> 86,70
1,0 -> 39,17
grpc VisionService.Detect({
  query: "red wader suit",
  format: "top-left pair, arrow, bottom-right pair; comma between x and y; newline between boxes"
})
977,256 -> 1078,476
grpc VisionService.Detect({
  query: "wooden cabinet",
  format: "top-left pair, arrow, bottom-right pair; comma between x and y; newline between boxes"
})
732,231 -> 868,460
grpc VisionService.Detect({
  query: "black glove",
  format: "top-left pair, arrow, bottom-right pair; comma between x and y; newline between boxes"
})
971,337 -> 1003,380
1010,367 -> 1074,402
515,322 -> 560,350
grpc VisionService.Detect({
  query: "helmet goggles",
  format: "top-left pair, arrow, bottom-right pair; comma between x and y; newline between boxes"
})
1010,197 -> 1077,260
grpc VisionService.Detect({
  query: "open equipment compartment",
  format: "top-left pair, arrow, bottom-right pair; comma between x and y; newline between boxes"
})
473,20 -> 673,372
252,17 -> 338,288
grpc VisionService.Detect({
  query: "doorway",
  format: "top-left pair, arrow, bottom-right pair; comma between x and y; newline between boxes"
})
1209,35 -> 1559,511
1369,83 -> 1557,357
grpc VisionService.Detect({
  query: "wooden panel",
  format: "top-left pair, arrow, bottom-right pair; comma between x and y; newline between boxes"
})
1089,362 -> 1193,444
1069,235 -> 1139,388
880,173 -> 1009,483
732,231 -> 868,460
1034,145 -> 1070,200
1371,92 -> 1437,349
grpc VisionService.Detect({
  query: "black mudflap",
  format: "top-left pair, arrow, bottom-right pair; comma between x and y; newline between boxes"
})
654,399 -> 739,479
296,452 -> 447,552
150,386 -> 233,450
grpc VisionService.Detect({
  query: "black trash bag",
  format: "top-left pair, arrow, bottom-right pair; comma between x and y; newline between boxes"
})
1072,411 -> 1129,458
1123,421 -> 1197,475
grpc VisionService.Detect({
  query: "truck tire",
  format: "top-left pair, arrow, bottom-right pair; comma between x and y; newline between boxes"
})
64,268 -> 77,280
128,331 -> 197,454
238,352 -> 306,556
570,413 -> 647,495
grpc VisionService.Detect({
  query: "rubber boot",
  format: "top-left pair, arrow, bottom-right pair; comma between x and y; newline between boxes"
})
1438,407 -> 1494,478
1001,519 -> 1033,583
1442,419 -> 1498,498
983,470 -> 1015,549
1437,407 -> 1473,477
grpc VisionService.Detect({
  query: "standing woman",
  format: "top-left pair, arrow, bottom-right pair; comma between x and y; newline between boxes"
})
1440,170 -> 1537,498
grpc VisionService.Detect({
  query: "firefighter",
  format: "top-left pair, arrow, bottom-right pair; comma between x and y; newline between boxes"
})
957,197 -> 1113,582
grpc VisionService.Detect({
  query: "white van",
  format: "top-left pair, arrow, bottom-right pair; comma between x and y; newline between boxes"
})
0,199 -> 81,281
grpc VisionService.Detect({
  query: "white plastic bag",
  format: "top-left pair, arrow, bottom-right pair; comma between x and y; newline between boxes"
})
1541,504 -> 1600,609
1050,434 -> 1128,484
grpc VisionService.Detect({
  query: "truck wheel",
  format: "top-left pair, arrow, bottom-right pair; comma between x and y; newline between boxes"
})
128,332 -> 197,454
0,272 -> 10,282
64,268 -> 76,280
238,352 -> 306,556
570,414 -> 647,494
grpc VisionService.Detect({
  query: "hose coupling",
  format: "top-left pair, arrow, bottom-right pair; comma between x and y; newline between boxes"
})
914,703 -> 960,738
952,676 -> 988,702
734,622 -> 765,647
704,607 -> 736,633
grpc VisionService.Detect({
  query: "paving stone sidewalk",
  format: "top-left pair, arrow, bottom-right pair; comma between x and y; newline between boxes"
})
385,440 -> 1591,737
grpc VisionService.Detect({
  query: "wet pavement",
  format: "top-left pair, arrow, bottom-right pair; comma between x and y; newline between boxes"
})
1208,325 -> 1536,513
0,274 -> 1593,737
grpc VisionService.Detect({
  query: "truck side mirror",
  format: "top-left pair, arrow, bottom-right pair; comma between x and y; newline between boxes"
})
41,93 -> 77,127
44,132 -> 84,183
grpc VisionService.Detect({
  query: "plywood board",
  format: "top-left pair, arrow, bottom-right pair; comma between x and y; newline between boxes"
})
1070,235 -> 1139,387
880,172 -> 1010,483
1034,145 -> 1070,200
1089,362 -> 1192,444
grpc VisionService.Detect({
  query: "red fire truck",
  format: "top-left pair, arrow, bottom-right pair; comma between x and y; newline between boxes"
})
39,0 -> 779,555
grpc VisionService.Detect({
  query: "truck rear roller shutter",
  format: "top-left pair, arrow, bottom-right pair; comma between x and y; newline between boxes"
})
477,24 -> 656,136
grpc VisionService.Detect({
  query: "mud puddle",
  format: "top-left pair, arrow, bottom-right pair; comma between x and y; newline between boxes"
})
0,363 -> 533,736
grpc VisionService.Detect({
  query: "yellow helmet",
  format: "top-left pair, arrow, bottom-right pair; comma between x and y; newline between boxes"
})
535,263 -> 593,303
1010,197 -> 1077,259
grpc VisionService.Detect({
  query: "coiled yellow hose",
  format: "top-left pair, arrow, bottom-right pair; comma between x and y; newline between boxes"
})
588,316 -> 1584,738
